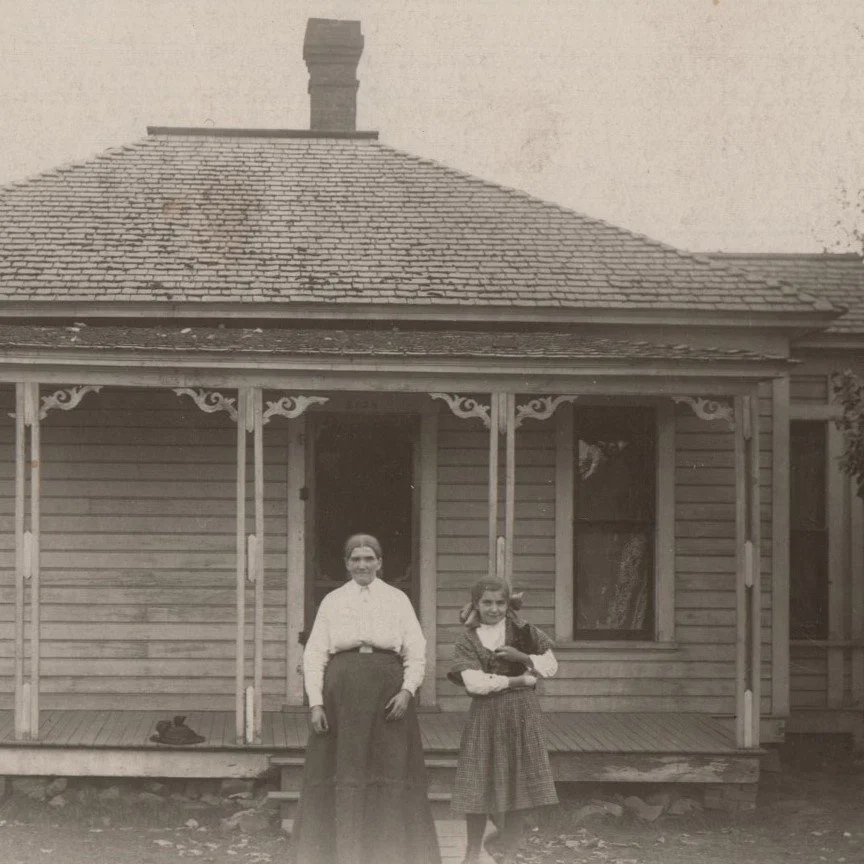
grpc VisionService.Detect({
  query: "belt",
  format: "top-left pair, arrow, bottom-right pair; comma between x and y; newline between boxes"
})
337,646 -> 398,656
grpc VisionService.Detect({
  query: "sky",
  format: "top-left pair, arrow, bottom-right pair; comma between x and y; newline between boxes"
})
1,0 -> 863,253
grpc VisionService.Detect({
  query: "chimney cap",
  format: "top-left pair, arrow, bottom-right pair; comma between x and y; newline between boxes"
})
303,18 -> 364,58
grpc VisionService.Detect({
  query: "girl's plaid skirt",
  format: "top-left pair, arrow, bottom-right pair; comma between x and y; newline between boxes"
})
451,687 -> 558,814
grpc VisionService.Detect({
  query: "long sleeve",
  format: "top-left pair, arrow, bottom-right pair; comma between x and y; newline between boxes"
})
399,594 -> 426,696
529,649 -> 558,678
302,598 -> 332,707
460,669 -> 510,695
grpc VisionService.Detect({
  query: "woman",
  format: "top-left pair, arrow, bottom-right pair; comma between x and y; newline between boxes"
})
292,533 -> 441,864
448,577 -> 559,864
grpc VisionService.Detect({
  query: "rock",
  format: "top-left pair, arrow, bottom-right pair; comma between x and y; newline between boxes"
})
143,781 -> 168,795
573,801 -> 624,823
12,777 -> 48,800
645,792 -> 671,808
184,782 -> 203,800
623,795 -> 665,822
669,797 -> 702,815
185,818 -> 200,829
45,778 -> 67,797
75,787 -> 98,805
138,790 -> 164,804
201,794 -> 223,807
98,785 -> 121,801
220,779 -> 255,798
48,794 -> 67,809
220,808 -> 270,834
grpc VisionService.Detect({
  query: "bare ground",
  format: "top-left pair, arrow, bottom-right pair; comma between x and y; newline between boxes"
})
0,736 -> 862,864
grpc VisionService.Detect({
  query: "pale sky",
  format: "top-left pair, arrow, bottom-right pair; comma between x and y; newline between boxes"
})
1,0 -> 863,253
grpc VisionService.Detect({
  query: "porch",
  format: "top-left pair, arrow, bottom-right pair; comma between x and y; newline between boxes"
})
0,708 -> 758,785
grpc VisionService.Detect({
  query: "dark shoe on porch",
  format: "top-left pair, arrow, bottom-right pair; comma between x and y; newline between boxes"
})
150,715 -> 205,746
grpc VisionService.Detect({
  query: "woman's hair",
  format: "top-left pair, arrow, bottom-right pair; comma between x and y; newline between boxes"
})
343,533 -> 383,560
459,577 -> 524,626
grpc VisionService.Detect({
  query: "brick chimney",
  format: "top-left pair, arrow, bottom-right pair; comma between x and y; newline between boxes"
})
303,19 -> 364,133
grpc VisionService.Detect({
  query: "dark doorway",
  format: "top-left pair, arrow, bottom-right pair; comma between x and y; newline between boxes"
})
305,413 -> 419,627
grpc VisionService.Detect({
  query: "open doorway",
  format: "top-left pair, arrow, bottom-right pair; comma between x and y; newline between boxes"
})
305,413 -> 419,628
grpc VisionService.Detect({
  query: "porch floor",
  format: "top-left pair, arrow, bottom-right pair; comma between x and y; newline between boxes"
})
0,709 -> 740,754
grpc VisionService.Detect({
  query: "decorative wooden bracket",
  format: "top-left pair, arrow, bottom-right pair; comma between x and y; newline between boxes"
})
263,395 -> 329,423
174,388 -> 239,421
429,393 -> 492,428
10,385 -> 103,422
515,395 -> 580,428
672,396 -> 735,430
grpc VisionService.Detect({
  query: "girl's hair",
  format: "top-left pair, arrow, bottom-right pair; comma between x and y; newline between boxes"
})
343,533 -> 382,560
460,577 -> 524,625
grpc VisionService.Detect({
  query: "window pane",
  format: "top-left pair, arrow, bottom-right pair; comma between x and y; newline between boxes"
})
790,422 -> 826,529
789,530 -> 828,640
574,527 -> 653,636
575,407 -> 655,521
789,421 -> 828,640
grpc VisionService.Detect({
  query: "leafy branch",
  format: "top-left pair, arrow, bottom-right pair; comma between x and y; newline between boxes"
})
831,369 -> 864,499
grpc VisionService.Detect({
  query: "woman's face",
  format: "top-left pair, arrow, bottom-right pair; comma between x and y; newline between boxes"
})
346,545 -> 381,586
477,589 -> 508,626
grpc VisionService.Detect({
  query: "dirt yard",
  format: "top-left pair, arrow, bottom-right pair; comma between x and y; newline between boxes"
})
0,736 -> 861,864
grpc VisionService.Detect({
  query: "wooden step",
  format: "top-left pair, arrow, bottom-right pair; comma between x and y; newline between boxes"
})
269,755 -> 305,767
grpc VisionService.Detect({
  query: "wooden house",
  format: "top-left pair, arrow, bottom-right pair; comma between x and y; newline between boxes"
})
0,19 -> 856,807
711,253 -> 864,750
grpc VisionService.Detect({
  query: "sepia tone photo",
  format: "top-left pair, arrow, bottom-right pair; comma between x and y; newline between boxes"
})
0,2 -> 862,862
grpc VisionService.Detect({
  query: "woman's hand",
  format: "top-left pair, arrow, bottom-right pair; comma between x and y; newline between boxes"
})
384,689 -> 412,721
494,645 -> 531,666
310,705 -> 329,735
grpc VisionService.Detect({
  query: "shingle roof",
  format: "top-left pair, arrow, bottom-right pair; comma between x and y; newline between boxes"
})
709,253 -> 864,335
0,129 -> 835,316
0,323 -> 788,364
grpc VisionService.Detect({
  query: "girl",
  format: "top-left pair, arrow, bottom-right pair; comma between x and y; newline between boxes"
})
448,577 -> 558,864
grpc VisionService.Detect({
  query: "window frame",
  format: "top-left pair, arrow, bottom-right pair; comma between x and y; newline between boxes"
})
554,399 -> 675,645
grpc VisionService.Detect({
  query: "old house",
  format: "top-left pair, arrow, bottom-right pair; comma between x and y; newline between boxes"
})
0,19 -> 857,812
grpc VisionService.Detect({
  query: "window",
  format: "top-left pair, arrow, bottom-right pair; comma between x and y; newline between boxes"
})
573,406 -> 656,639
789,421 -> 828,640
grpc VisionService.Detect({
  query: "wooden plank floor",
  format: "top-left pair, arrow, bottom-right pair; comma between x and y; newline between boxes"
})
0,710 -> 740,753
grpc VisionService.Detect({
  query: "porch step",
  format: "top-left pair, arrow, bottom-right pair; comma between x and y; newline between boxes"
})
268,754 -> 457,827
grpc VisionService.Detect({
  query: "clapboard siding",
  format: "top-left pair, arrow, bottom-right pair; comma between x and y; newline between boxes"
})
436,398 -> 774,716
435,413 -> 555,709
0,386 -> 288,712
790,374 -> 828,404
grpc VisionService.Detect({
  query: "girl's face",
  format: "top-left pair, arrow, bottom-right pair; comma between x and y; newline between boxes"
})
477,589 -> 508,625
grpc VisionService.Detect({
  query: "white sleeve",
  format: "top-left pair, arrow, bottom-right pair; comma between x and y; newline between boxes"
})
461,669 -> 510,695
529,649 -> 558,679
399,595 -> 427,696
302,599 -> 332,707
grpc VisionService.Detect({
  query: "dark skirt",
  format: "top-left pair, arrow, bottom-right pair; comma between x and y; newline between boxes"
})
451,688 -> 558,814
291,651 -> 441,864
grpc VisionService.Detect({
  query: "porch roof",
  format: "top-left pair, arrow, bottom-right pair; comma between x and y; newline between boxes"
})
0,130 -> 838,321
0,323 -> 791,366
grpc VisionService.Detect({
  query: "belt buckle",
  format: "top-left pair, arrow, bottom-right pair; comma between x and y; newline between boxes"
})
358,644 -> 373,654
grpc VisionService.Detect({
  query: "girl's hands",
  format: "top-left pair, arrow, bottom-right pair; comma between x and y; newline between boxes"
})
521,674 -> 538,689
494,645 -> 531,666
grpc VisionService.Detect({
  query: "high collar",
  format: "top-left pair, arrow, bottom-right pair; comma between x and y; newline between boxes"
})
347,576 -> 380,593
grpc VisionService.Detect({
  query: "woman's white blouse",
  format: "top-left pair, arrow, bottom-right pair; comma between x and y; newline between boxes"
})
302,577 -> 427,707
460,620 -> 558,695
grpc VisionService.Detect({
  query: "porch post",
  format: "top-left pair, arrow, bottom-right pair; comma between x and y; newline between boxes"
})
285,417 -> 306,707
735,393 -> 761,749
488,394 -> 500,577
504,394 -> 516,584
252,387 -> 265,743
14,383 -> 40,741
235,388 -> 249,744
